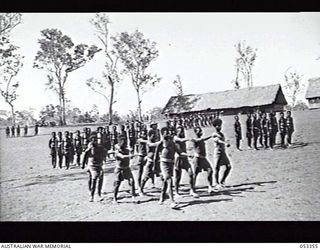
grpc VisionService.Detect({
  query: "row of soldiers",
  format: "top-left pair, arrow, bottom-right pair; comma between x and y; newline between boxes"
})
5,124 -> 39,137
234,110 -> 294,150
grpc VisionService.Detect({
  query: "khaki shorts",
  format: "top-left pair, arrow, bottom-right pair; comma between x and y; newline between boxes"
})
114,167 -> 133,182
213,151 -> 230,167
160,161 -> 174,180
192,157 -> 212,175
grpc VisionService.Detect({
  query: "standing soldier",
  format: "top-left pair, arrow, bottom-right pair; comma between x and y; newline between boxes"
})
11,125 -> 15,137
246,113 -> 253,149
257,112 -> 263,147
111,125 -> 119,151
24,124 -> 28,136
74,130 -> 82,167
278,112 -> 287,148
118,124 -> 128,147
286,111 -> 295,147
34,124 -> 39,136
57,131 -> 64,169
128,122 -> 136,154
252,113 -> 260,150
104,126 -> 111,159
271,112 -> 278,148
16,125 -> 21,137
48,132 -> 58,168
234,115 -> 242,151
5,126 -> 10,138
267,113 -> 274,150
81,128 -> 90,165
136,127 -> 148,188
63,131 -> 73,169
69,132 -> 75,165
261,113 -> 269,149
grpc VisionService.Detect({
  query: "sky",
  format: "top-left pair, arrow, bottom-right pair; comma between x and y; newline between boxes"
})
1,12 -> 320,118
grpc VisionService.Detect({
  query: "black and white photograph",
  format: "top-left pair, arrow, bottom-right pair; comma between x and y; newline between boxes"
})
0,12 -> 320,223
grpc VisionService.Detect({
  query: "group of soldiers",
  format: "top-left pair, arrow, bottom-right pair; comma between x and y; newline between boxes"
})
49,118 -> 232,207
5,124 -> 39,137
234,110 -> 295,150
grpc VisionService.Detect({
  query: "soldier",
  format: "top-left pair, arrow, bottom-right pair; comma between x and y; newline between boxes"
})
113,135 -> 137,204
191,126 -> 214,194
212,119 -> 232,190
257,112 -> 263,147
286,111 -> 295,147
234,115 -> 242,151
74,130 -> 82,167
118,124 -> 128,147
16,125 -> 21,137
63,131 -> 73,170
57,131 -> 64,169
271,112 -> 278,149
11,125 -> 15,137
34,124 -> 39,136
252,113 -> 260,150
82,133 -> 105,202
111,125 -> 119,151
261,113 -> 269,149
69,132 -> 75,165
104,126 -> 112,159
48,132 -> 57,168
267,113 -> 274,150
5,126 -> 10,138
278,112 -> 287,148
173,125 -> 199,198
128,122 -> 136,154
135,128 -> 148,188
24,125 -> 28,136
246,113 -> 253,149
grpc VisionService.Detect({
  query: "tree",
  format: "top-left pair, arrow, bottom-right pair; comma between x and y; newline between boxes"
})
87,13 -> 121,125
0,37 -> 23,125
33,28 -> 101,125
112,30 -> 161,121
147,106 -> 165,121
173,75 -> 184,96
0,13 -> 22,37
234,41 -> 257,88
283,67 -> 304,107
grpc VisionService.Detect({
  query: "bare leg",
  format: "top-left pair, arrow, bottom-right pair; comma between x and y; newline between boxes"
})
221,165 -> 232,185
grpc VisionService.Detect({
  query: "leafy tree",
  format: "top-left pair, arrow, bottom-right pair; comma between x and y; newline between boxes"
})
0,13 -> 22,37
15,109 -> 37,125
112,30 -> 161,121
86,14 -> 121,125
0,37 -> 23,125
283,67 -> 304,107
147,106 -> 165,121
234,41 -> 257,88
33,28 -> 101,125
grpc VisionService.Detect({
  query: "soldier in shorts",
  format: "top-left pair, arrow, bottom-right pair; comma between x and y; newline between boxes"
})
234,115 -> 242,150
48,132 -> 57,168
191,126 -> 214,194
128,122 -> 136,154
246,113 -> 253,149
63,131 -> 73,170
74,130 -> 82,167
57,131 -> 64,169
82,133 -> 105,202
113,135 -> 137,204
212,119 -> 232,190
173,126 -> 198,198
155,127 -> 184,208
136,128 -> 148,188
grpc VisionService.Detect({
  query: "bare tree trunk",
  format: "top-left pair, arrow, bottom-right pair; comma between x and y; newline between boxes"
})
109,82 -> 114,125
58,94 -> 63,126
62,93 -> 66,126
10,103 -> 15,126
136,89 -> 142,122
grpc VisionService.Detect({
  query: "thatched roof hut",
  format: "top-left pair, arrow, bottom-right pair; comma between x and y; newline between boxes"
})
162,84 -> 287,116
305,78 -> 320,109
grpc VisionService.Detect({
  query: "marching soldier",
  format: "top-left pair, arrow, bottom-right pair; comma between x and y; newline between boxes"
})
24,125 -> 28,136
246,113 -> 253,149
48,132 -> 58,168
278,112 -> 287,147
136,127 -> 148,187
57,131 -> 64,168
11,125 -> 15,137
74,130 -> 82,167
5,126 -> 10,138
286,111 -> 295,146
16,125 -> 21,137
234,115 -> 242,150
261,113 -> 269,149
252,113 -> 260,150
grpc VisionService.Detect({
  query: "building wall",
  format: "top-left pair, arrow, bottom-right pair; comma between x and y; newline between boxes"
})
308,98 -> 320,109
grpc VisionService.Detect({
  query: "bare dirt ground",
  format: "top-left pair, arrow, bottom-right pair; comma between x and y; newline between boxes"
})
1,110 -> 319,221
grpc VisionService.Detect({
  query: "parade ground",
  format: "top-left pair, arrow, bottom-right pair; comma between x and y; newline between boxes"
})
0,109 -> 319,221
